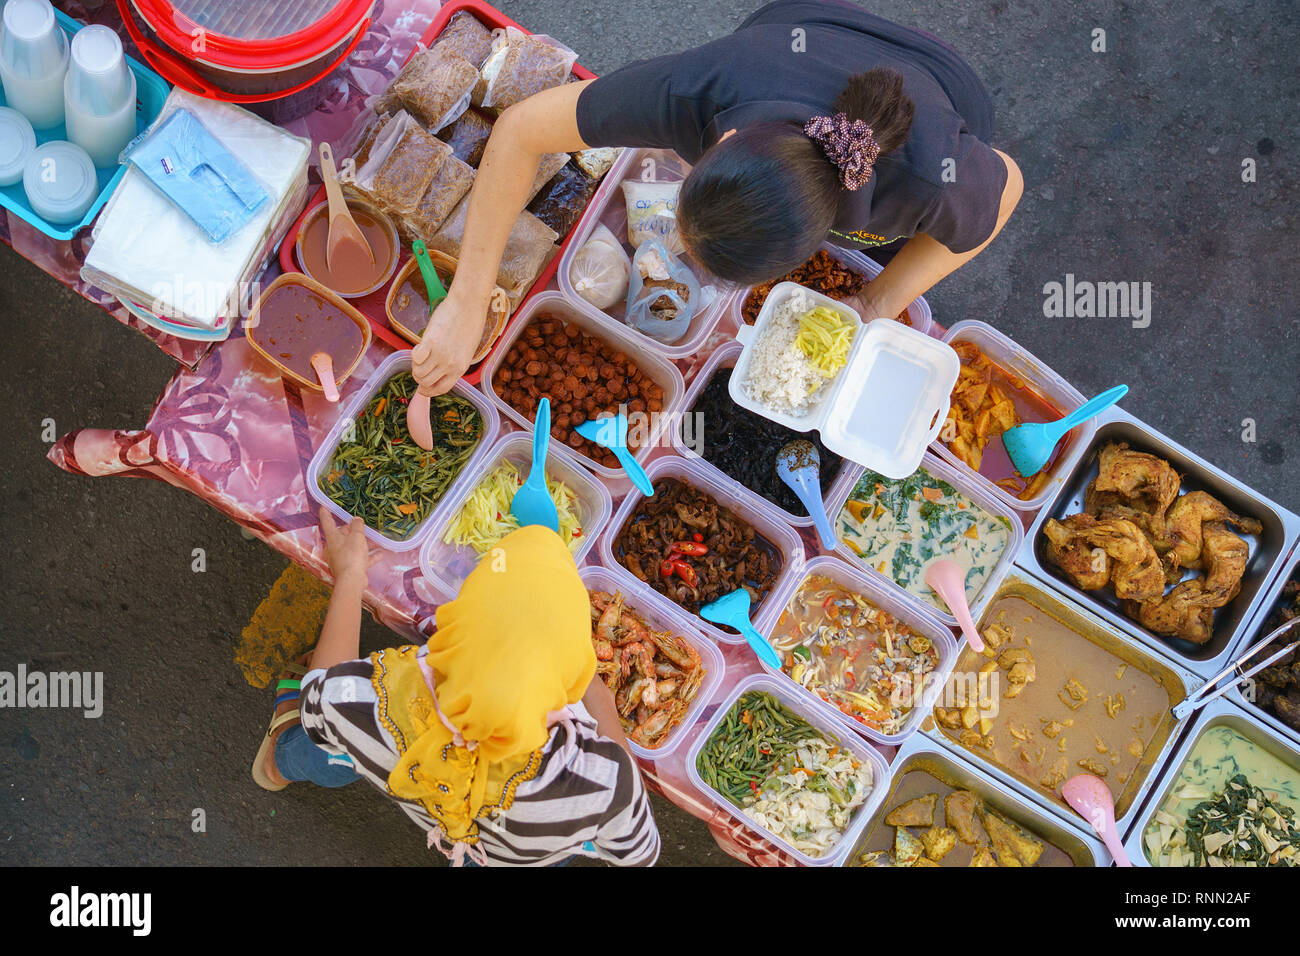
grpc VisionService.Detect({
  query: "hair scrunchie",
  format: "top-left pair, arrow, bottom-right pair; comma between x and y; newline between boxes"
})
804,112 -> 881,191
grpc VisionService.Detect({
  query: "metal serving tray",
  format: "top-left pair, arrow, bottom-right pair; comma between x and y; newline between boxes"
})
922,573 -> 1200,839
1015,405 -> 1300,680
842,733 -> 1110,866
1121,695 -> 1300,866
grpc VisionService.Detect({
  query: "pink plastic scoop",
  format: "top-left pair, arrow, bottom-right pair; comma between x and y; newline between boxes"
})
924,559 -> 984,653
1062,773 -> 1132,866
310,352 -> 340,403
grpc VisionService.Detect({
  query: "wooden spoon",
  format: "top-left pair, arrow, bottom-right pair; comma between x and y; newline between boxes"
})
318,141 -> 374,278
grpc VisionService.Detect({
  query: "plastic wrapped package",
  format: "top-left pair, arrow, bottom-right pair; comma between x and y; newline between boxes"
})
428,198 -> 558,296
437,108 -> 493,167
574,147 -> 621,181
622,178 -> 684,254
567,223 -> 630,310
527,152 -> 570,203
527,161 -> 598,236
403,152 -> 475,240
351,111 -> 448,217
351,110 -> 392,170
476,28 -> 577,110
435,11 -> 495,68
625,239 -> 700,344
382,45 -> 478,132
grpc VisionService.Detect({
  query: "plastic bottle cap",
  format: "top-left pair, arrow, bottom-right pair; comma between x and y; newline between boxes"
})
0,106 -> 37,186
22,140 -> 97,224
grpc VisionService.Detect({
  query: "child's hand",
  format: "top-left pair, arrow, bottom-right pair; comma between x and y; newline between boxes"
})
319,506 -> 369,585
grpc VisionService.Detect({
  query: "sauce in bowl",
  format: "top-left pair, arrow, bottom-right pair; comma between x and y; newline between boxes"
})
296,201 -> 397,297
248,279 -> 368,387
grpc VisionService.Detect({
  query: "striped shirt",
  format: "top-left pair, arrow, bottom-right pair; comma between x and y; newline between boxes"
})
299,653 -> 660,866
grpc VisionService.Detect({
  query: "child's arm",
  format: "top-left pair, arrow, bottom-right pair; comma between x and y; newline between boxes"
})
311,506 -> 370,671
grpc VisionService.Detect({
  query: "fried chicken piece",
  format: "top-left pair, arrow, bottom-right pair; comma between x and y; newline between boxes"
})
945,791 -> 982,844
1126,580 -> 1218,644
1044,514 -> 1111,590
1092,442 -> 1181,522
982,810 -> 1046,866
1044,515 -> 1165,601
920,825 -> 958,861
885,794 -> 937,828
1155,490 -> 1262,570
1197,520 -> 1249,606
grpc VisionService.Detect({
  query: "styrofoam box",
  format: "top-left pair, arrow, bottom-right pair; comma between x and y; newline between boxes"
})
305,351 -> 499,552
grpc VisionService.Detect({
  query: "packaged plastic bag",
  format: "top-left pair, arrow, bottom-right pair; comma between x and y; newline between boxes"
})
435,11 -> 494,68
568,223 -> 630,310
403,153 -> 475,240
622,178 -> 684,255
384,45 -> 478,132
350,111 -> 448,217
625,239 -> 699,343
429,199 -> 557,295
351,110 -> 392,170
574,147 -> 621,181
437,108 -> 493,167
477,28 -> 577,110
527,152 -> 570,204
528,162 -> 598,236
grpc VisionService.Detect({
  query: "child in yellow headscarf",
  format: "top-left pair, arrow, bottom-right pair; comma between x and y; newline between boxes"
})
251,506 -> 660,867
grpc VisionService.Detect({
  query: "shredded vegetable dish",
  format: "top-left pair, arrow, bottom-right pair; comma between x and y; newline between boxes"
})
444,459 -> 584,555
696,690 -> 874,858
770,574 -> 939,735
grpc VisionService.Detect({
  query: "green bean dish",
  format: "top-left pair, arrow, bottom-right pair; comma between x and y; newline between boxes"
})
318,372 -> 484,541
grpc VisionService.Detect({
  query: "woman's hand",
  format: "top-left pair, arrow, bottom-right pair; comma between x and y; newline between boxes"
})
411,287 -> 486,395
319,505 -> 369,586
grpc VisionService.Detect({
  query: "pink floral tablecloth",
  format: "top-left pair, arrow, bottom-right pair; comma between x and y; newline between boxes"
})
34,0 -> 822,866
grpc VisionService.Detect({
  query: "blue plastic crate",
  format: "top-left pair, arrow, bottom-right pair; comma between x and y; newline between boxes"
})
0,9 -> 169,241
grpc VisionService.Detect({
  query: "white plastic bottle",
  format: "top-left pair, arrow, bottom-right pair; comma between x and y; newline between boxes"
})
63,24 -> 135,167
0,0 -> 69,130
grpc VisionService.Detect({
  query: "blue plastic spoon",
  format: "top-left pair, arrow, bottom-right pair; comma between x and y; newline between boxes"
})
699,588 -> 782,669
1001,384 -> 1129,477
573,413 -> 653,496
509,396 -> 560,532
776,440 -> 838,550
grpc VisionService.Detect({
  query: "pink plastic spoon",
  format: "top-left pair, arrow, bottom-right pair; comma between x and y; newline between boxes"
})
1063,773 -> 1132,866
924,559 -> 984,653
311,352 -> 340,403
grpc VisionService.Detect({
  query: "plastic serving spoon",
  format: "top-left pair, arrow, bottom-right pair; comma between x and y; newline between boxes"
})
924,559 -> 984,653
573,413 -> 653,496
776,440 -> 838,550
1002,384 -> 1129,478
310,352 -> 340,402
700,589 -> 782,669
1063,773 -> 1132,866
509,396 -> 560,532
318,142 -> 374,276
405,240 -> 450,452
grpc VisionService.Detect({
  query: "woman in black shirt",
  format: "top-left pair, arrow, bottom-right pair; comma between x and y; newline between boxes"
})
414,0 -> 1022,392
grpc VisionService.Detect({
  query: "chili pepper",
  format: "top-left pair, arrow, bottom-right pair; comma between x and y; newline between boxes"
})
749,778 -> 760,796
660,559 -> 676,580
671,541 -> 709,556
398,503 -> 419,515
692,532 -> 704,543
670,559 -> 697,587
373,398 -> 387,417
741,709 -> 752,725
397,397 -> 409,405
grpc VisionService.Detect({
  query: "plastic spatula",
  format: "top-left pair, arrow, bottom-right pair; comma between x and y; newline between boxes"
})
405,240 -> 449,452
924,559 -> 984,653
1001,384 -> 1129,478
310,352 -> 340,402
699,588 -> 782,669
573,413 -> 654,496
319,142 -> 374,276
1062,774 -> 1132,866
509,396 -> 560,532
776,440 -> 838,550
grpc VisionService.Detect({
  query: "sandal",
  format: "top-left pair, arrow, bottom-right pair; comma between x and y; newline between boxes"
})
251,658 -> 312,792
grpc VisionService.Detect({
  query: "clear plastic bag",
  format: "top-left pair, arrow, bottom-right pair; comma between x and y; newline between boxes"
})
435,11 -> 494,68
477,27 -> 577,110
437,108 -> 493,167
403,153 -> 475,240
429,199 -> 558,296
384,45 -> 478,132
528,162 -> 598,236
350,111 -> 448,217
527,151 -> 570,203
625,239 -> 699,344
568,223 -> 630,310
622,178 -> 684,255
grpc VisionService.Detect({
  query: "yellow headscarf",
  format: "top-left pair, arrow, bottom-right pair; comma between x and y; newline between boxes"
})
372,525 -> 595,851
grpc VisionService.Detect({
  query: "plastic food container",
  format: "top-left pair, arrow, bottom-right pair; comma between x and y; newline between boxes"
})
670,340 -> 854,529
245,273 -> 373,392
934,320 -> 1093,513
732,282 -> 959,480
597,454 -> 806,646
730,242 -> 933,336
685,673 -> 891,866
480,291 -> 686,481
305,350 -> 499,552
1226,544 -> 1300,750
22,139 -> 96,223
293,197 -> 399,299
825,451 -> 1025,631
420,431 -> 613,597
758,555 -> 958,747
556,146 -> 731,359
384,250 -> 512,364
0,106 -> 36,186
579,565 -> 725,760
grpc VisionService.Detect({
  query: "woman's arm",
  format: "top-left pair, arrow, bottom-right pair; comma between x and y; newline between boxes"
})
860,149 -> 1023,319
412,81 -> 596,395
582,674 -> 633,754
311,506 -> 370,671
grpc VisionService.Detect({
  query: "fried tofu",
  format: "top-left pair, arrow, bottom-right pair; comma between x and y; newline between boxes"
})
885,794 -> 937,828
944,791 -> 982,844
920,826 -> 958,861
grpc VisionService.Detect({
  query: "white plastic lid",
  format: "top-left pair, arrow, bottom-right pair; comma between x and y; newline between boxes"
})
0,106 -> 37,186
22,140 -> 97,223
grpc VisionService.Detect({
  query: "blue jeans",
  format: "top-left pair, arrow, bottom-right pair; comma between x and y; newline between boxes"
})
274,725 -> 361,787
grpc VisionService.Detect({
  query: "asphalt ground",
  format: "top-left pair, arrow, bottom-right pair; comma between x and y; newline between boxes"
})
0,0 -> 1295,867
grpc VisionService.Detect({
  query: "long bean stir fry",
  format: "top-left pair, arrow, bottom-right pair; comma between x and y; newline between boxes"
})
319,372 -> 484,540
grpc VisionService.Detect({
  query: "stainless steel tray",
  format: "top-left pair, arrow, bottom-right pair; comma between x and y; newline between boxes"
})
1015,405 -> 1300,680
842,733 -> 1110,866
922,572 -> 1201,840
1121,695 -> 1300,866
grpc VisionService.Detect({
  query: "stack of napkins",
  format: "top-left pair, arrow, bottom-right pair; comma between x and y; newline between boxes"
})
82,88 -> 310,330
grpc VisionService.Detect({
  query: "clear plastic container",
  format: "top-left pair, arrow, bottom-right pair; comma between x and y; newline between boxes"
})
730,241 -> 933,336
757,555 -> 958,747
596,454 -> 806,646
934,319 -> 1094,513
22,139 -> 95,222
670,340 -> 854,529
683,673 -> 891,866
825,451 -> 1026,632
0,0 -> 69,130
420,430 -> 613,597
305,350 -> 500,552
479,290 -> 686,481
579,565 -> 726,760
0,105 -> 35,185
556,147 -> 731,359
63,24 -> 136,167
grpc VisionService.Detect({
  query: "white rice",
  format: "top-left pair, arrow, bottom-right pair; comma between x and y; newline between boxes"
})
742,297 -> 831,415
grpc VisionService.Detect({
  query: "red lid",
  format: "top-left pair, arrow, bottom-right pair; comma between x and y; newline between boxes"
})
129,0 -> 372,71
